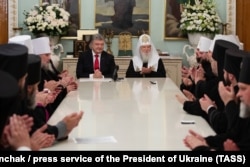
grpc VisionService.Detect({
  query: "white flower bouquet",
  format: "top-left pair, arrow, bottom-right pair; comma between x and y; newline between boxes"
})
23,2 -> 70,36
180,0 -> 221,34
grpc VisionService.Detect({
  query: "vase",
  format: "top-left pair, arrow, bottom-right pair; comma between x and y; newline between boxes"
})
187,33 -> 214,47
13,27 -> 23,36
35,33 -> 48,38
182,44 -> 198,68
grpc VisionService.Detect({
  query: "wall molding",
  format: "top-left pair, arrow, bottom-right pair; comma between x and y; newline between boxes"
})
8,0 -> 18,38
226,0 -> 236,35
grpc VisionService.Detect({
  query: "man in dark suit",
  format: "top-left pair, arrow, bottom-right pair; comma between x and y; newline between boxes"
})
76,34 -> 116,79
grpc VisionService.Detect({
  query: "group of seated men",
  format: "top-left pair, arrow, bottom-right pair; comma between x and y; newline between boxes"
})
2,31 -> 250,151
177,34 -> 250,151
0,35 -> 83,150
0,33 -> 166,151
76,33 -> 167,79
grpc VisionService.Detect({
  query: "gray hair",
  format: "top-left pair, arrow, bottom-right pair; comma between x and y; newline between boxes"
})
91,33 -> 105,42
89,34 -> 105,49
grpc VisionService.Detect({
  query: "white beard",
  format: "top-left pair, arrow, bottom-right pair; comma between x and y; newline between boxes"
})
239,102 -> 250,118
140,52 -> 151,63
42,63 -> 50,71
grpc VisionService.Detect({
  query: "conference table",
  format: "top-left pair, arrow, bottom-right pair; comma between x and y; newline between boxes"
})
44,78 -> 215,151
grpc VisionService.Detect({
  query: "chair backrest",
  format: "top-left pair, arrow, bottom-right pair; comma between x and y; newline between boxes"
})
118,31 -> 133,56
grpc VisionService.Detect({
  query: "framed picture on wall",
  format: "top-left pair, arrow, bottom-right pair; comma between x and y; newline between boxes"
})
73,40 -> 87,58
40,0 -> 81,38
95,0 -> 150,36
164,0 -> 187,40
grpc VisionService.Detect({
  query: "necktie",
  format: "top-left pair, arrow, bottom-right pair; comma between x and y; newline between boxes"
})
94,54 -> 99,70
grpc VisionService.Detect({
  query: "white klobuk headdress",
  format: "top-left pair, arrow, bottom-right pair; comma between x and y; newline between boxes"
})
32,37 -> 51,55
197,36 -> 212,52
132,34 -> 160,72
9,35 -> 34,54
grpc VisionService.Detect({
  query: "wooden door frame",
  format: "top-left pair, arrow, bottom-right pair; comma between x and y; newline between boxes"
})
235,0 -> 250,51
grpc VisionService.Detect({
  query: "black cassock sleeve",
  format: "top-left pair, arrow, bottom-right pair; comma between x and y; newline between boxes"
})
126,60 -> 143,77
183,100 -> 209,123
207,107 -> 227,134
126,59 -> 166,78
30,106 -> 59,138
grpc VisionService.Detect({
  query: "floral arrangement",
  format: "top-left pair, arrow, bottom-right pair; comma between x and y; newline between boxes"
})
23,2 -> 70,36
180,0 -> 221,34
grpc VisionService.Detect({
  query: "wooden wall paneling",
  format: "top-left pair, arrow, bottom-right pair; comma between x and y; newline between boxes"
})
0,0 -> 8,44
236,0 -> 250,51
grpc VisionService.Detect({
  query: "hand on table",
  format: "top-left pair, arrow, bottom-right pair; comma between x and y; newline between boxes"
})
93,70 -> 103,78
183,129 -> 208,150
